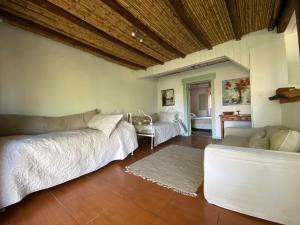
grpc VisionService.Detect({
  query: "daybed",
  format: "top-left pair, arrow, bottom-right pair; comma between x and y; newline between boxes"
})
204,126 -> 300,225
0,110 -> 138,208
132,111 -> 184,149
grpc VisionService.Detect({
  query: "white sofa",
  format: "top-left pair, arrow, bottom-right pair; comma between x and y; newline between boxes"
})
204,127 -> 300,225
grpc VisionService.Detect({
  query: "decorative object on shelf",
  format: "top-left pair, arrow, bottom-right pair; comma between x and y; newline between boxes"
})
222,77 -> 251,106
269,87 -> 300,104
162,89 -> 175,106
237,110 -> 240,115
223,111 -> 234,115
131,30 -> 144,43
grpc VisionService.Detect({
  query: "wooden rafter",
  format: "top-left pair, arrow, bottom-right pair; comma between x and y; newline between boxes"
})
268,0 -> 281,30
26,0 -> 163,65
168,0 -> 212,49
0,9 -> 146,70
224,0 -> 242,40
101,0 -> 186,58
277,0 -> 295,33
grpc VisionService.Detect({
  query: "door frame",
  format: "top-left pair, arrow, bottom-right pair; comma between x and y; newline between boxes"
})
182,73 -> 216,138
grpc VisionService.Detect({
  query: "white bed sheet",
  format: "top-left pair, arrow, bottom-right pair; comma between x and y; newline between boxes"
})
135,121 -> 182,146
0,120 -> 137,208
153,122 -> 182,146
191,117 -> 212,130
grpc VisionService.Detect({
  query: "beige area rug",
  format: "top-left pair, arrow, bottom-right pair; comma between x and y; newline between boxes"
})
126,145 -> 204,197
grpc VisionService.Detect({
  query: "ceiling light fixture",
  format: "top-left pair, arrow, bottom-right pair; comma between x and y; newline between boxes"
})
131,30 -> 144,44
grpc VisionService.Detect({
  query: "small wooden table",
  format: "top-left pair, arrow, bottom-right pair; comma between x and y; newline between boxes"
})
220,114 -> 251,139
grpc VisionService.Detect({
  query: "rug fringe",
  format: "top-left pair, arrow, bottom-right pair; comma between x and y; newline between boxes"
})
125,166 -> 197,197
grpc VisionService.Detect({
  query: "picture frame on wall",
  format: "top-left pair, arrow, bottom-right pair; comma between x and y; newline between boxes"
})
161,89 -> 175,106
222,77 -> 251,106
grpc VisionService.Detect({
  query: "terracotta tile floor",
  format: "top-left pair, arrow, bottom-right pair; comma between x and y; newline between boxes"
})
0,136 -> 279,225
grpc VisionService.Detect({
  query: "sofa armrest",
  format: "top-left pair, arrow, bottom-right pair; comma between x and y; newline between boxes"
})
224,127 -> 263,138
204,144 -> 300,225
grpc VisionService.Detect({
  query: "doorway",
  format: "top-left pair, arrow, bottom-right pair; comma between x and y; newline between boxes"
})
189,82 -> 212,137
182,73 -> 216,138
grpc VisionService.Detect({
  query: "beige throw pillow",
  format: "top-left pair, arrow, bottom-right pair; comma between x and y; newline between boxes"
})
270,130 -> 300,152
251,129 -> 266,139
248,134 -> 269,149
264,126 -> 287,138
88,114 -> 123,137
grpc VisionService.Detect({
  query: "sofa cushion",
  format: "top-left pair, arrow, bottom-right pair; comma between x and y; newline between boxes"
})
248,136 -> 269,149
0,109 -> 98,136
251,129 -> 266,139
264,126 -> 287,138
270,130 -> 300,152
221,135 -> 249,147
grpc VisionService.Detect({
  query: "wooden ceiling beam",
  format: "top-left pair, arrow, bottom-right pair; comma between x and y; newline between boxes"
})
168,0 -> 212,49
224,0 -> 242,40
101,0 -> 186,58
276,0 -> 295,33
268,0 -> 281,30
0,9 -> 146,70
26,0 -> 163,65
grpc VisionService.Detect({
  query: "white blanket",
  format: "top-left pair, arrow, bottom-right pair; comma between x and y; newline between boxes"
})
135,121 -> 183,146
153,122 -> 182,146
0,121 -> 137,208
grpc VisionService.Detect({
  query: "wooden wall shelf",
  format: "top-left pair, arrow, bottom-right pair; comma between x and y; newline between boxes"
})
279,96 -> 300,104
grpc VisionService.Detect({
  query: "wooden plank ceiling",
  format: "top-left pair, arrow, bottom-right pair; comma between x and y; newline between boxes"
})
0,0 -> 295,70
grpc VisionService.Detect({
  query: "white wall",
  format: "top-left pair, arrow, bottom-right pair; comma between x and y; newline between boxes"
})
250,35 -> 288,127
0,22 -> 157,116
282,103 -> 300,131
281,23 -> 300,131
285,31 -> 300,84
156,61 -> 251,138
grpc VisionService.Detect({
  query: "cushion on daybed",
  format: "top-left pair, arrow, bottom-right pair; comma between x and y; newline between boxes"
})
159,112 -> 177,122
88,114 -> 123,137
0,109 -> 98,136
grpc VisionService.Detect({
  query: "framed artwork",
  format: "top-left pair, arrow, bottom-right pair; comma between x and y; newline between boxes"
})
161,89 -> 175,106
222,77 -> 251,106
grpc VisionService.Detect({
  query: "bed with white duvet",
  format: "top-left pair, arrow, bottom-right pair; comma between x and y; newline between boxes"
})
0,120 -> 137,208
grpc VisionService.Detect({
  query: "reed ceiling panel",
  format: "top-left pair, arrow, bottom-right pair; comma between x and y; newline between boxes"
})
0,0 -> 289,69
183,0 -> 235,45
48,0 -> 177,61
0,0 -> 155,68
117,0 -> 204,54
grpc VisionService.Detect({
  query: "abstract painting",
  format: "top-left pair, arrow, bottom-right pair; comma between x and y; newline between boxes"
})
222,78 -> 251,106
162,89 -> 175,106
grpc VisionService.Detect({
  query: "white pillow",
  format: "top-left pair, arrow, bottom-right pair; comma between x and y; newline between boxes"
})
159,112 -> 177,122
88,114 -> 123,137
